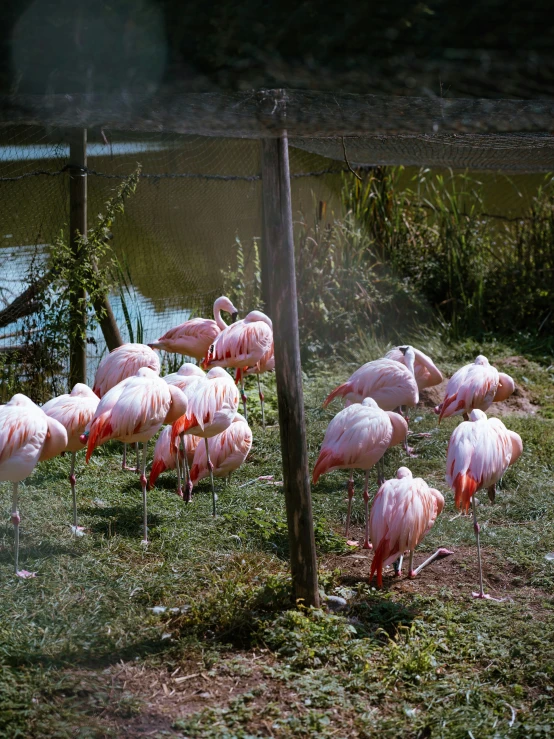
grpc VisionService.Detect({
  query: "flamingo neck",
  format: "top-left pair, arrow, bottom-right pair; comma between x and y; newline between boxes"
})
213,301 -> 227,330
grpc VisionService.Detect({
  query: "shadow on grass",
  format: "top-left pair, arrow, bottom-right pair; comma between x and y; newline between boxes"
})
0,537 -> 77,566
81,505 -> 163,539
350,594 -> 417,638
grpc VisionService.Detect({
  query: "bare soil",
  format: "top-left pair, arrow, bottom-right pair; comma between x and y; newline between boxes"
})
419,379 -> 539,416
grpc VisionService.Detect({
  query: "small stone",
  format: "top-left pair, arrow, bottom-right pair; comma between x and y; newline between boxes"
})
322,595 -> 348,612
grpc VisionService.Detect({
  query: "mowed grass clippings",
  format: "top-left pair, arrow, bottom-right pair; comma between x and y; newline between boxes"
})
1,343 -> 554,738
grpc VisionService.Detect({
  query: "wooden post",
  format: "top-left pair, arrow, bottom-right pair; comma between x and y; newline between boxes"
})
261,136 -> 320,608
68,129 -> 87,388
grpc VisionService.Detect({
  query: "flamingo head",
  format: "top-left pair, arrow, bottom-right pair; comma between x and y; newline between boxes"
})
214,295 -> 239,321
474,354 -> 490,366
70,383 -> 97,397
361,397 -> 379,409
177,363 -> 205,377
469,409 -> 487,422
396,466 -> 412,479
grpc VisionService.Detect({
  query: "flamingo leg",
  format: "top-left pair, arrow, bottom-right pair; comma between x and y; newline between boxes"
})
410,548 -> 454,577
362,469 -> 372,550
471,495 -> 503,600
122,442 -> 140,472
345,473 -> 355,536
181,432 -> 193,503
240,372 -> 248,422
205,437 -> 217,517
393,554 -> 403,576
11,482 -> 20,575
175,450 -> 183,499
135,442 -> 141,473
257,374 -> 265,430
376,458 -> 386,487
69,451 -> 84,536
140,442 -> 149,545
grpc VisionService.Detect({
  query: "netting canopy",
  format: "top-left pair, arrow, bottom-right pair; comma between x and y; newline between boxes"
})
1,88 -> 554,389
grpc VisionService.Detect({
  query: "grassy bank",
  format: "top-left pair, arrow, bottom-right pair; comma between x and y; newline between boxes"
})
1,338 -> 554,737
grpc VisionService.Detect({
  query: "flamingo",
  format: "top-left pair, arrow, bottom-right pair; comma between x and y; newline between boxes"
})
149,425 -> 200,497
171,367 -> 240,516
385,346 -> 443,390
244,342 -> 275,428
0,394 -> 67,576
446,409 -> 523,599
148,296 -> 239,362
42,384 -> 100,534
190,413 -> 252,489
435,355 -> 515,422
203,310 -> 273,423
83,368 -> 188,543
163,363 -> 206,500
93,343 -> 161,471
312,398 -> 408,549
369,467 -> 452,587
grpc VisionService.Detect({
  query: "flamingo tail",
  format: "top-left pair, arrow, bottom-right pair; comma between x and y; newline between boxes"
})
149,458 -> 167,488
323,382 -> 350,408
85,415 -> 112,463
438,395 -> 466,423
370,538 -> 388,588
312,449 -> 341,484
452,473 -> 479,513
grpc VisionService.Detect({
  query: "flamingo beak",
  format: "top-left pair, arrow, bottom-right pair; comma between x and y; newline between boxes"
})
231,312 -> 239,323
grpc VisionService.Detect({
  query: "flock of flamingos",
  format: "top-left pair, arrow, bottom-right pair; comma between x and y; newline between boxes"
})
1,296 -> 523,601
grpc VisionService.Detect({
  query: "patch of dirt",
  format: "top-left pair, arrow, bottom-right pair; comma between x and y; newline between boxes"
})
418,378 -> 539,416
322,526 -> 550,608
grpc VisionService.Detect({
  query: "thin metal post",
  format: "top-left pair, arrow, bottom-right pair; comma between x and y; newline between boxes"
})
68,129 -> 87,388
260,134 -> 319,608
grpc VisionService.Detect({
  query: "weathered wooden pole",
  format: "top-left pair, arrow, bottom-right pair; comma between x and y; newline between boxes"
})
261,136 -> 320,608
68,129 -> 87,388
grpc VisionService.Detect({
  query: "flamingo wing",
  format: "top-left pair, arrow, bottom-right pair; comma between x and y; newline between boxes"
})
0,405 -> 47,469
93,344 -> 160,397
440,364 -> 499,420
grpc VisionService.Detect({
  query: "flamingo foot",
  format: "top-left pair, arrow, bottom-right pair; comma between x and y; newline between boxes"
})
404,445 -> 418,457
362,540 -> 373,550
141,538 -> 149,547
472,592 -> 507,601
183,482 -> 193,503
346,540 -> 359,547
70,525 -> 86,537
409,570 -> 417,578
16,570 -> 36,579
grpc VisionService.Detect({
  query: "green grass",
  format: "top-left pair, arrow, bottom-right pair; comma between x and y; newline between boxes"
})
1,340 -> 554,737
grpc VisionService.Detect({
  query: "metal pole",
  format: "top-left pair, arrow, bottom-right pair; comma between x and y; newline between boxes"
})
68,129 -> 87,388
260,135 -> 319,608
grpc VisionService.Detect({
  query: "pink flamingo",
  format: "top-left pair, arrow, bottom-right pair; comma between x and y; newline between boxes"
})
42,384 -> 100,534
148,296 -> 239,362
312,398 -> 408,549
171,367 -> 240,516
0,394 -> 67,576
93,343 -> 161,471
369,467 -> 452,587
149,425 -> 200,496
446,409 -> 523,599
203,310 -> 273,423
245,341 -> 275,428
84,368 -> 188,543
385,346 -> 443,390
190,413 -> 252,489
163,363 -> 206,500
436,355 -> 515,422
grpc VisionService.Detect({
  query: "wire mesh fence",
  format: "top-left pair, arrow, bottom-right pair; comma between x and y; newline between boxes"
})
0,125 -> 344,398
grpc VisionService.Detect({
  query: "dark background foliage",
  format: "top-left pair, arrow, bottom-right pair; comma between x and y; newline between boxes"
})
1,0 -> 554,97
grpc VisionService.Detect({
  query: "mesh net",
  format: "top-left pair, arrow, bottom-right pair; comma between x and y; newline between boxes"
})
0,126 -> 342,394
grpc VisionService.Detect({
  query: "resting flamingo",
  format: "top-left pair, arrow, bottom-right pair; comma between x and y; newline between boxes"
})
245,341 -> 274,428
369,467 -> 452,587
93,343 -> 161,471
203,310 -> 273,423
324,350 -> 418,456
171,367 -> 240,516
149,425 -> 200,497
190,413 -> 252,489
385,346 -> 443,390
148,296 -> 239,362
435,355 -> 515,422
42,384 -> 100,534
83,368 -> 188,543
446,409 -> 523,599
0,395 -> 67,576
312,398 -> 407,549
163,363 -> 206,500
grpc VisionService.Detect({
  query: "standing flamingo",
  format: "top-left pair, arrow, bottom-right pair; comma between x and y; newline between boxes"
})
42,384 -> 100,534
190,413 -> 252,489
0,394 -> 67,576
436,355 -> 515,422
149,425 -> 200,497
385,346 -> 443,390
446,409 -> 523,599
203,310 -> 273,423
312,398 -> 408,549
369,467 -> 452,587
171,367 -> 240,516
93,343 -> 161,471
245,342 -> 274,428
148,296 -> 239,361
84,368 -> 188,543
163,363 -> 206,500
